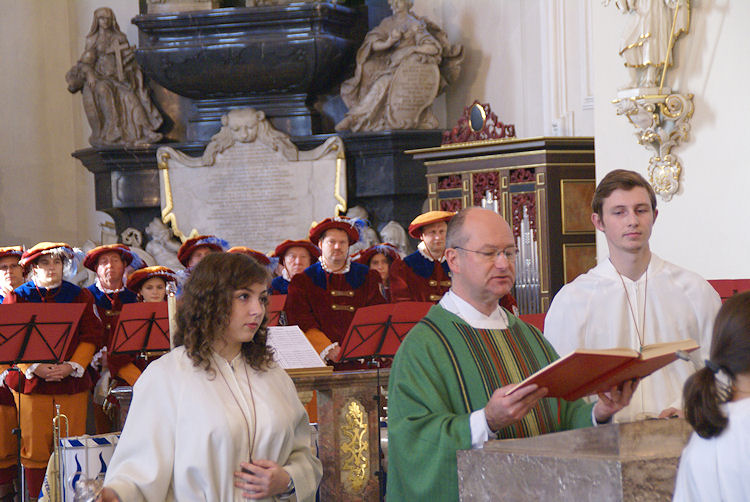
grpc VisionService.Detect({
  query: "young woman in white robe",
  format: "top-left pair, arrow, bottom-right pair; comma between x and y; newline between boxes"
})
100,252 -> 322,501
673,291 -> 750,502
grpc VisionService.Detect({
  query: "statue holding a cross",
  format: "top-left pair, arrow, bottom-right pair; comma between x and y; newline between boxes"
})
66,7 -> 163,147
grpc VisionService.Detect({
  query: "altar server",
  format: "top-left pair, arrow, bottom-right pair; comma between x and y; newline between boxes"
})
285,218 -> 385,363
101,252 -> 322,502
270,240 -> 320,295
544,170 -> 720,421
674,291 -> 750,501
3,243 -> 103,499
0,246 -> 24,499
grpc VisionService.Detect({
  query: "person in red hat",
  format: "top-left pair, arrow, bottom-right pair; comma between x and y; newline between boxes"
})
177,235 -> 228,269
0,246 -> 24,499
227,246 -> 271,267
0,246 -> 24,303
2,243 -> 103,499
127,266 -> 177,303
390,210 -> 455,303
354,243 -> 401,302
285,218 -> 385,364
83,244 -> 140,433
97,266 -> 178,391
269,240 -> 320,295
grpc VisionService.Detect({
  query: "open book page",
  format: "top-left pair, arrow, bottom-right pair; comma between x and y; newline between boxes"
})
266,325 -> 327,369
506,339 -> 699,401
591,339 -> 699,394
506,349 -> 638,399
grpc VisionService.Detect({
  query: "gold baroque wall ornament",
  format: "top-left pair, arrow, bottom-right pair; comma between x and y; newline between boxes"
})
608,0 -> 693,202
612,93 -> 693,201
339,399 -> 369,493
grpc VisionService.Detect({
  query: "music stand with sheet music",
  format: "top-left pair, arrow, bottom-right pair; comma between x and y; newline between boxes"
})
337,302 -> 432,362
336,301 -> 433,500
110,302 -> 171,356
267,295 -> 286,327
0,302 -> 86,500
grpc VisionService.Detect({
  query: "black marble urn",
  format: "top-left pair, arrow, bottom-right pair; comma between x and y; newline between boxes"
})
132,3 -> 367,139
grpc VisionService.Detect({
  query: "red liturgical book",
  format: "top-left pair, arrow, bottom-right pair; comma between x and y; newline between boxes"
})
507,338 -> 700,401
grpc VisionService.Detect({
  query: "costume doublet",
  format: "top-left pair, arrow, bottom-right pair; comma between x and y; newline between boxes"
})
673,399 -> 750,501
386,303 -> 594,501
270,275 -> 289,295
87,284 -> 141,384
390,249 -> 451,303
284,261 -> 385,354
544,254 -> 721,422
3,280 -> 103,469
105,347 -> 322,502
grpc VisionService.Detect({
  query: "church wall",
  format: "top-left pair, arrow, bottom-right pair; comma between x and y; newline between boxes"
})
414,0 -> 595,138
592,1 -> 749,279
0,0 -> 137,248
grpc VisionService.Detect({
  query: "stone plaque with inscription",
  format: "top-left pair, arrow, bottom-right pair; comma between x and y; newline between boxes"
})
157,108 -> 346,252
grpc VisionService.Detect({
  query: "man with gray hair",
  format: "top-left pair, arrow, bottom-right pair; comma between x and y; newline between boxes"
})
386,207 -> 635,501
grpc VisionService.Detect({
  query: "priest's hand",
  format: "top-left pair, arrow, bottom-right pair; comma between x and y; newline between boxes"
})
236,460 -> 291,499
485,383 -> 548,432
593,378 -> 639,423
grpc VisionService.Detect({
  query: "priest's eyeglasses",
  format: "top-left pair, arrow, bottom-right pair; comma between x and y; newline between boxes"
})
454,246 -> 518,262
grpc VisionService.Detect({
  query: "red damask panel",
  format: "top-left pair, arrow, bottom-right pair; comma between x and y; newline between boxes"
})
437,174 -> 462,190
509,168 -> 535,183
511,193 -> 536,239
440,198 -> 463,212
472,172 -> 500,205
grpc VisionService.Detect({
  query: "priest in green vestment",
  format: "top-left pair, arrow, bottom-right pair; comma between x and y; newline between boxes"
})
386,207 -> 637,501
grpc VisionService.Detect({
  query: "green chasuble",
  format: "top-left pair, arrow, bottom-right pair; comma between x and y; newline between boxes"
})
386,305 -> 594,502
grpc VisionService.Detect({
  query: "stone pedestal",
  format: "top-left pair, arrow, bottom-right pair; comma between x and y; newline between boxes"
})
293,369 -> 387,502
73,143 -> 204,241
457,419 -> 693,501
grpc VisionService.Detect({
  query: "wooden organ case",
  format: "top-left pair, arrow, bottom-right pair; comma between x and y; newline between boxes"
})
407,136 -> 597,313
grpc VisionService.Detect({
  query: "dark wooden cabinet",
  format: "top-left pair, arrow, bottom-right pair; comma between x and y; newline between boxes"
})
407,137 -> 597,313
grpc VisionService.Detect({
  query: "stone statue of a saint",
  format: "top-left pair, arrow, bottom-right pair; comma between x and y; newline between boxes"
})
66,7 -> 163,146
608,0 -> 690,90
145,217 -> 184,271
379,220 -> 411,257
335,0 -> 463,132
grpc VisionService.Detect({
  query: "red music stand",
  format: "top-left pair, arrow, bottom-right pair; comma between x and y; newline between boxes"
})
110,302 -> 170,355
337,302 -> 433,362
0,302 -> 86,499
267,295 -> 286,327
0,303 -> 85,365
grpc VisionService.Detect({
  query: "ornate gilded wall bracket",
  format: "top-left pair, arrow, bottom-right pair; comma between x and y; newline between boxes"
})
612,93 -> 693,201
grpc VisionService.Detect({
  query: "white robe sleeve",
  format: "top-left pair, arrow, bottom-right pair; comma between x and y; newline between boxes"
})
542,283 -> 588,358
276,369 -> 323,502
104,358 -> 178,502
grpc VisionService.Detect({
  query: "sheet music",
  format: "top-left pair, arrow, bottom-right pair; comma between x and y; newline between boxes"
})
267,325 -> 327,369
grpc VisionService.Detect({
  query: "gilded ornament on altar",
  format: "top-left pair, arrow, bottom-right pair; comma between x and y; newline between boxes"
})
339,399 -> 369,493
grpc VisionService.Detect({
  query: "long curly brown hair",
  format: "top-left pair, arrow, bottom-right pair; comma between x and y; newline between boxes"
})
173,252 -> 274,374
